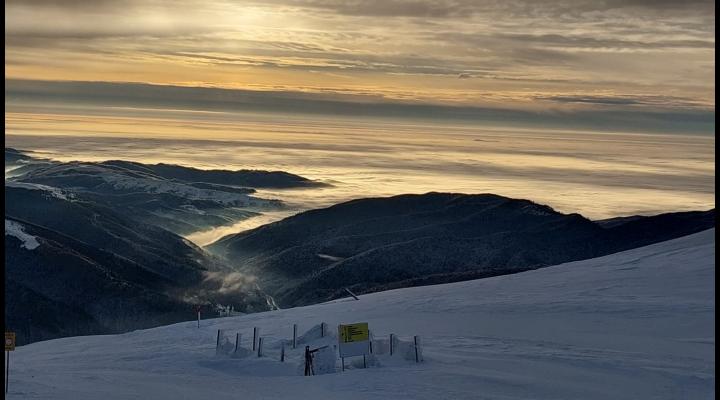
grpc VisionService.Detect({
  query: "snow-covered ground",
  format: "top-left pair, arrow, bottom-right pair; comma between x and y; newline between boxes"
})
5,229 -> 715,399
7,163 -> 276,207
5,219 -> 40,250
5,181 -> 71,201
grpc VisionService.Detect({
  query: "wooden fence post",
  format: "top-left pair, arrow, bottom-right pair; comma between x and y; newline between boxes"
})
293,324 -> 297,349
234,333 -> 241,354
344,288 -> 360,300
5,351 -> 9,394
414,336 -> 420,363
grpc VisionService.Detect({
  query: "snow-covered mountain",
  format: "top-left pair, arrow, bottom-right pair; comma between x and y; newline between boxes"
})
5,184 -> 273,345
4,148 -> 333,345
6,229 -> 714,400
208,192 -> 715,307
4,148 -> 325,235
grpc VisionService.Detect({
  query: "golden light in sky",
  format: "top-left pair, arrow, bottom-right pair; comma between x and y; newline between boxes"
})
5,0 -> 715,112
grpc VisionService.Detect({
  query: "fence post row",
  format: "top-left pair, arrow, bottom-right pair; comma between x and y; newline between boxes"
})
215,323 -> 420,366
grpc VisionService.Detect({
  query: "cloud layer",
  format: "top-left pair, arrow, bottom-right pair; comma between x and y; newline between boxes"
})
5,123 -> 715,221
5,0 -> 715,119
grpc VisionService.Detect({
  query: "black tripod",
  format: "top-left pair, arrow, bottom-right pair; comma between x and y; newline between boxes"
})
304,346 -> 314,376
304,345 -> 328,376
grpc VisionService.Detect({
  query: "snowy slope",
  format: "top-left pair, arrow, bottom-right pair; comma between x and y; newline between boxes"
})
12,162 -> 268,206
4,220 -> 40,250
4,181 -> 71,201
6,229 -> 714,400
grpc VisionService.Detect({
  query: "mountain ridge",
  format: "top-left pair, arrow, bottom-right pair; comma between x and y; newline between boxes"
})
5,185 -> 273,345
208,192 -> 715,308
4,148 -> 327,235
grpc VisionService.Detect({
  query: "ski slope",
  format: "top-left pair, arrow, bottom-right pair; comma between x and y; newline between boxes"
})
6,229 -> 715,400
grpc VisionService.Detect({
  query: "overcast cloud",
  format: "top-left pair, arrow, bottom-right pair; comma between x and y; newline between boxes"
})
4,0 -> 715,132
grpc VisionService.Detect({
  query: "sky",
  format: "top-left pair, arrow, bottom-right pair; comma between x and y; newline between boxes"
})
4,0 -> 716,133
3,0 -> 716,230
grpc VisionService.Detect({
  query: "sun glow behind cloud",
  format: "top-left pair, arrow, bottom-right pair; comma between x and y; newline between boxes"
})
5,0 -> 716,114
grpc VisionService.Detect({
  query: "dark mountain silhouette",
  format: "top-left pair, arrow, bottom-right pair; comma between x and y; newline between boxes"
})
5,186 -> 271,345
101,160 -> 326,189
208,193 -> 715,307
5,148 -> 34,165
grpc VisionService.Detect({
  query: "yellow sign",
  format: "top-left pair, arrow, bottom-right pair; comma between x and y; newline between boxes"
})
339,323 -> 369,343
5,332 -> 16,351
